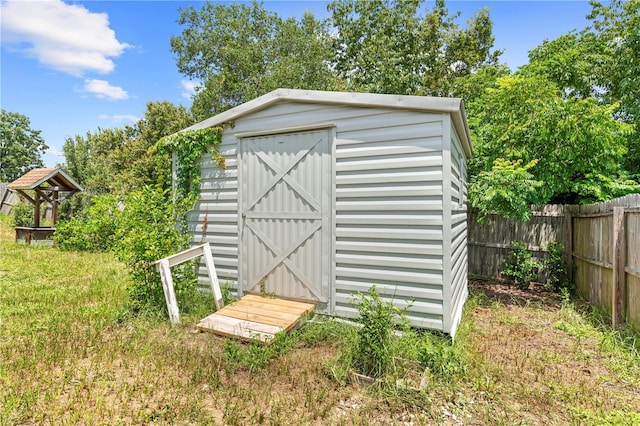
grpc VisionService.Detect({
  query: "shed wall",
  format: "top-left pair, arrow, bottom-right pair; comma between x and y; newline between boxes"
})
190,101 -> 468,332
448,123 -> 469,335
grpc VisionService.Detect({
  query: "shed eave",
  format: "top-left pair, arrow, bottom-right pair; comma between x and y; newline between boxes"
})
182,89 -> 473,156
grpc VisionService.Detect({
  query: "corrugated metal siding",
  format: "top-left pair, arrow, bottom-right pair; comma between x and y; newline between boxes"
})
189,101 -> 469,332
191,136 -> 240,288
333,112 -> 445,330
447,124 -> 469,335
238,130 -> 331,302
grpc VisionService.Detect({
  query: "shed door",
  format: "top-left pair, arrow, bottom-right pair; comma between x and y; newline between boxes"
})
240,129 -> 331,303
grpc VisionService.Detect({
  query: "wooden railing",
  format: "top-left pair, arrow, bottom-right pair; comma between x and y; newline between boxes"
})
154,243 -> 223,324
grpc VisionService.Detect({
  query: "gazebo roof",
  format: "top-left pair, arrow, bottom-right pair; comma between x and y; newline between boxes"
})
8,168 -> 83,192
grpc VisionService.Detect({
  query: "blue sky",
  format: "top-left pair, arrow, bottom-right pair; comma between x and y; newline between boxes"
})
1,0 -> 594,167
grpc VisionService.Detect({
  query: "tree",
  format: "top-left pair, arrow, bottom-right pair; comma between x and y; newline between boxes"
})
113,101 -> 195,193
467,74 -> 637,219
588,0 -> 640,176
523,31 -> 606,99
520,1 -> 640,177
468,159 -> 542,222
62,101 -> 194,200
62,127 -> 128,196
328,0 -> 501,96
171,1 -> 339,120
0,110 -> 49,181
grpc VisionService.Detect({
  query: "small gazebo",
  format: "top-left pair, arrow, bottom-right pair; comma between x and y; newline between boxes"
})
8,167 -> 82,244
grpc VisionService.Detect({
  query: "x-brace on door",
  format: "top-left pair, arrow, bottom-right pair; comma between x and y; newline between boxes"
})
239,129 -> 331,304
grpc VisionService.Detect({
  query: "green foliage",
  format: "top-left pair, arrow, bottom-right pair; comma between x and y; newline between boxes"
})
58,122 -> 220,316
221,332 -> 294,373
351,286 -> 409,378
220,282 -> 237,306
328,0 -> 501,96
468,74 -> 637,213
157,128 -> 224,202
62,101 -> 195,208
416,334 -> 466,380
0,110 -> 48,182
10,200 -> 34,227
112,186 -> 196,313
589,0 -> 640,177
54,195 -> 122,252
524,31 -> 605,99
63,127 -> 129,197
542,241 -> 571,292
502,241 -> 541,288
52,186 -> 201,317
171,0 -> 339,119
468,158 -> 543,222
113,101 -> 195,193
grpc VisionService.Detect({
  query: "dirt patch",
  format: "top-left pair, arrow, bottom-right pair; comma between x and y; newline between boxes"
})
469,279 -> 562,309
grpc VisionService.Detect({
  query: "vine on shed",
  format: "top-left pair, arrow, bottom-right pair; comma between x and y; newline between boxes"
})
157,127 -> 225,202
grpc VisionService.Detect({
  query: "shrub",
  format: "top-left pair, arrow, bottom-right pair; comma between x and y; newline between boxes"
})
54,194 -> 121,251
502,240 -> 541,288
11,199 -> 34,227
112,186 -> 197,313
542,241 -> 571,292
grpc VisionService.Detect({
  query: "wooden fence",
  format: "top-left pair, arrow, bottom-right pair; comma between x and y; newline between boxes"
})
468,194 -> 640,327
0,183 -> 52,219
468,204 -> 569,282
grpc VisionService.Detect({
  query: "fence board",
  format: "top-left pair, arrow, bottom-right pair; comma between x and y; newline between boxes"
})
627,211 -> 640,325
468,205 -> 567,281
0,186 -> 52,219
468,194 -> 640,328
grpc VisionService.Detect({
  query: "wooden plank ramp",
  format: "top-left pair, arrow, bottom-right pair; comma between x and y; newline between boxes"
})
196,294 -> 315,344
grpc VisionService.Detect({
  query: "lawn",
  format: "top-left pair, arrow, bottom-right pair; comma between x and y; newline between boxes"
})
1,214 -> 639,425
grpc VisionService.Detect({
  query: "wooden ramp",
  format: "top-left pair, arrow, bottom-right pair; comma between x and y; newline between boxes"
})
196,294 -> 315,344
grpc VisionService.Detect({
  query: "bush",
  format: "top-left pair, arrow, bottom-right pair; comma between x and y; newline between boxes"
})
11,200 -> 34,227
51,185 -> 201,317
54,195 -> 121,251
112,186 -> 197,313
502,240 -> 541,288
542,241 -> 571,292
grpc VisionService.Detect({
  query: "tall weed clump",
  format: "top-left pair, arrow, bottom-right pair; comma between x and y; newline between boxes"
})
113,186 -> 197,314
351,287 -> 401,378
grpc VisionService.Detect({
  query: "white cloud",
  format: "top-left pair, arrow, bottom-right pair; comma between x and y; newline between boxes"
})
181,80 -> 198,99
45,147 -> 64,157
99,114 -> 140,123
0,0 -> 130,76
83,79 -> 128,100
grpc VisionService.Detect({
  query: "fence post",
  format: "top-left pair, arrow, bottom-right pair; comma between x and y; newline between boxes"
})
612,206 -> 626,327
564,208 -> 573,284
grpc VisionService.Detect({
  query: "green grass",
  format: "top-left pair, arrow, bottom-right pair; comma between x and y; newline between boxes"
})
1,214 -> 639,425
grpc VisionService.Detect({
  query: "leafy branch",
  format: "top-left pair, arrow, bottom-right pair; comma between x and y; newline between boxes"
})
157,127 -> 225,201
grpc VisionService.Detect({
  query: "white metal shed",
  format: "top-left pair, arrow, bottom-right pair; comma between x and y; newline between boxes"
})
182,89 -> 472,336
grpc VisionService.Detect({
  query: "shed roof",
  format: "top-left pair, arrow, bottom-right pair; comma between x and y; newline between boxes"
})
8,167 -> 83,192
184,89 -> 473,157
